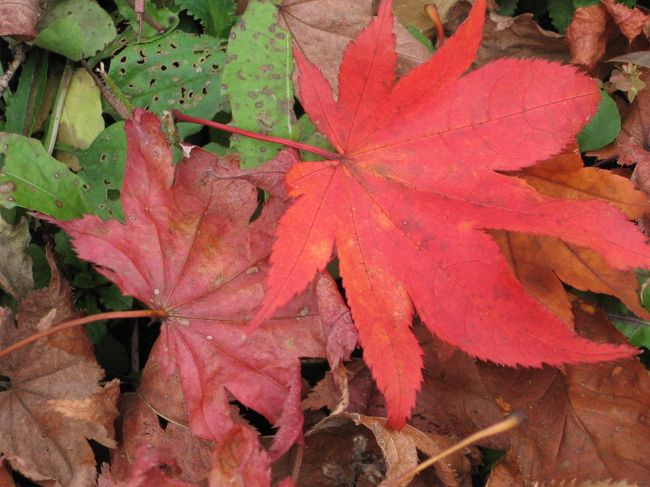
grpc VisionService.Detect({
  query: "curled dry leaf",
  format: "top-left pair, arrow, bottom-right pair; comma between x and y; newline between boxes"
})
0,255 -> 119,487
278,0 -> 430,92
48,110 -> 356,460
567,0 -> 649,71
618,70 -> 650,168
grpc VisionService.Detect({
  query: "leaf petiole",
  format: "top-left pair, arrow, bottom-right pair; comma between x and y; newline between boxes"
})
172,110 -> 341,161
0,309 -> 166,360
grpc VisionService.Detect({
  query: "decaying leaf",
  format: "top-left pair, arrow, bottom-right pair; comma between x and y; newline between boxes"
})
0,216 -> 34,299
0,254 -> 119,487
0,0 -> 42,39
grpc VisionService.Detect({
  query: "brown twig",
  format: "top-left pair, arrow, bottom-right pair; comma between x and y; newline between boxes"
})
425,4 -> 445,48
0,309 -> 166,360
385,412 -> 526,486
124,0 -> 166,33
0,44 -> 28,98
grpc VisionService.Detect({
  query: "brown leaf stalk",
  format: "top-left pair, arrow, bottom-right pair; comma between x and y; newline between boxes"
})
0,309 -> 166,360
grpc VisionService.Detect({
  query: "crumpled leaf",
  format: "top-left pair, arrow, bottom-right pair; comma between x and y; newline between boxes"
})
49,110 -> 356,459
0,253 -> 119,487
567,0 -> 649,71
251,0 -> 646,427
278,0 -> 430,93
0,216 -> 34,299
616,70 -> 650,168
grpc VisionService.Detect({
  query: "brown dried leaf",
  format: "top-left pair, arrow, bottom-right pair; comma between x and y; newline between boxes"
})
602,0 -> 648,43
0,216 -> 33,299
492,151 -> 650,323
0,257 -> 119,487
107,393 -> 212,484
0,0 -> 41,39
485,454 -> 524,487
478,12 -> 569,66
480,303 -> 650,483
618,70 -> 650,168
567,3 -> 613,70
279,0 -> 430,92
349,413 -> 471,487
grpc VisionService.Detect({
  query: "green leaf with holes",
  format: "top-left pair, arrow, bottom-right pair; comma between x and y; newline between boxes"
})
75,122 -> 127,220
0,133 -> 89,220
113,0 -> 179,42
178,0 -> 237,38
222,0 -> 297,168
108,31 -> 227,137
35,0 -> 117,61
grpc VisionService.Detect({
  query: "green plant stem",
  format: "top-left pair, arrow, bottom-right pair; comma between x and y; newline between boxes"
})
43,60 -> 74,155
0,309 -> 166,360
172,110 -> 341,161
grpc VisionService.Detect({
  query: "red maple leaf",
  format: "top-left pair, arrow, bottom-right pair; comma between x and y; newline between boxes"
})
251,0 -> 650,427
49,110 -> 357,458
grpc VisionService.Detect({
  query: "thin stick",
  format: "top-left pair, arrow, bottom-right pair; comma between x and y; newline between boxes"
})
172,110 -> 341,161
0,309 -> 166,360
0,44 -> 28,98
43,60 -> 74,155
389,412 -> 526,486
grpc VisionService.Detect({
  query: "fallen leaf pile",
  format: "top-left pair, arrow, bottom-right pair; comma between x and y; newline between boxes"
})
2,0 -> 650,485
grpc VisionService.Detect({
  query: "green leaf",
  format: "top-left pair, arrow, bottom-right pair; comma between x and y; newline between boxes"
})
98,285 -> 132,310
577,91 -> 621,151
35,0 -> 117,61
406,26 -> 434,53
222,0 -> 297,168
549,0 -> 575,33
612,316 -> 650,348
27,244 -> 51,288
0,133 -> 89,220
178,0 -> 237,38
108,31 -> 227,136
497,0 -> 518,16
75,122 -> 127,220
573,0 -> 599,6
4,49 -> 49,136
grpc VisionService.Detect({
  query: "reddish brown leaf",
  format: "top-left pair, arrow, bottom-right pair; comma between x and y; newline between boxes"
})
107,394 -> 212,485
618,70 -> 650,168
0,257 -> 119,486
567,3 -> 613,70
406,304 -> 650,483
602,0 -> 648,42
208,425 -> 271,487
0,0 -> 41,39
49,110 -> 356,459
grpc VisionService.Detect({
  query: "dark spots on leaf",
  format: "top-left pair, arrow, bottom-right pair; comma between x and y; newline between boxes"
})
247,91 -> 258,99
269,73 -> 281,80
54,200 -> 63,208
276,33 -> 286,40
172,61 -> 180,68
170,41 -> 178,49
153,95 -> 160,103
160,65 -> 168,71
119,68 -> 126,75
255,101 -> 263,108
99,153 -> 107,162
149,79 -> 156,88
211,64 -> 219,71
120,56 -> 127,63
260,64 -> 273,73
